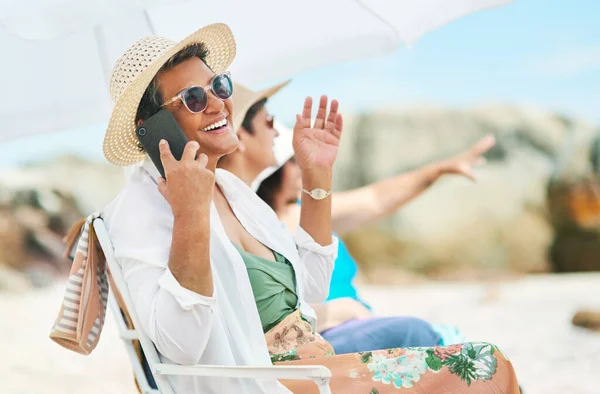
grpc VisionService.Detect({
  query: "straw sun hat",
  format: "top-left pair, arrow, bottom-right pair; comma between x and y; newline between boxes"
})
231,80 -> 290,132
103,23 -> 236,166
231,81 -> 294,191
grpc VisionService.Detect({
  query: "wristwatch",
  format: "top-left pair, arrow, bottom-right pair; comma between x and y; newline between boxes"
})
301,188 -> 332,200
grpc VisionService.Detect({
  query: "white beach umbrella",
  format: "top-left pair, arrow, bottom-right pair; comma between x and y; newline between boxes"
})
0,0 -> 513,141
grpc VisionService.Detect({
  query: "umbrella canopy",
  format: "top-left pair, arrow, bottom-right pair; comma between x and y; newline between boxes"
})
1,0 -> 513,141
0,0 -> 185,40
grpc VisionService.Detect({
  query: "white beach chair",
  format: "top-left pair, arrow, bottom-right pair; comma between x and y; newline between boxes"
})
92,217 -> 332,394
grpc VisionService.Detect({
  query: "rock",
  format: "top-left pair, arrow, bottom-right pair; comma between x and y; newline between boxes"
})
0,207 -> 28,270
547,177 -> 600,271
0,155 -> 124,215
333,105 -> 598,276
572,310 -> 600,331
544,109 -> 600,271
13,205 -> 49,229
0,156 -> 123,281
341,229 -> 427,284
0,265 -> 32,293
13,205 -> 71,270
548,178 -> 600,231
550,230 -> 600,272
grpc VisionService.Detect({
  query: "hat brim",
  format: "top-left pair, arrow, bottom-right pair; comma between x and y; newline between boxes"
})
233,80 -> 290,133
103,23 -> 236,166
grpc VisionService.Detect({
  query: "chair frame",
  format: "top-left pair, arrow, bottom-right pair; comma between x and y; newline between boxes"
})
93,218 -> 332,394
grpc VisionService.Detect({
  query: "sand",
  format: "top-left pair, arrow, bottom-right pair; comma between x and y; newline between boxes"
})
2,273 -> 599,394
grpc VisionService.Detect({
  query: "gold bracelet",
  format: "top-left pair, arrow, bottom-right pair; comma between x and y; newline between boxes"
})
301,188 -> 332,200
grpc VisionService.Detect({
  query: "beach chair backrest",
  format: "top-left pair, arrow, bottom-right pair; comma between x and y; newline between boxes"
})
92,216 -> 332,394
93,218 -> 172,394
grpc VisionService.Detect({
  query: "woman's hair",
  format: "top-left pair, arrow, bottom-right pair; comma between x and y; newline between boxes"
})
241,98 -> 267,134
256,165 -> 284,210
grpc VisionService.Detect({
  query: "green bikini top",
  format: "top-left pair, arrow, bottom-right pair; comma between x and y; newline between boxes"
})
232,244 -> 299,333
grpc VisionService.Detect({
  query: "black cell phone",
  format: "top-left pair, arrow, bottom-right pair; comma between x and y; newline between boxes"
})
136,109 -> 189,179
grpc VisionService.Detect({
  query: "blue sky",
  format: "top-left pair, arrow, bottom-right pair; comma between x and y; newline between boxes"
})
1,0 -> 598,167
266,0 -> 600,124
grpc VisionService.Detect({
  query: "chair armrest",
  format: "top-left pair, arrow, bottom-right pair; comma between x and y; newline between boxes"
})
152,363 -> 332,393
151,363 -> 331,381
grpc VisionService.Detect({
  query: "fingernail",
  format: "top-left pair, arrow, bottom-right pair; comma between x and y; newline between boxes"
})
160,139 -> 166,146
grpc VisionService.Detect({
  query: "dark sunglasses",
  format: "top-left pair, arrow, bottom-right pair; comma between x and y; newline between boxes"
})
266,114 -> 275,129
162,72 -> 233,113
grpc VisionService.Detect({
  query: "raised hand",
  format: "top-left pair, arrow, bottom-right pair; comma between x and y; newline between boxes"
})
157,140 -> 215,217
292,96 -> 343,172
440,134 -> 496,181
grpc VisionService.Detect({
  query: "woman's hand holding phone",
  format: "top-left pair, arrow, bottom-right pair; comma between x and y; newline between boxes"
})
157,140 -> 215,219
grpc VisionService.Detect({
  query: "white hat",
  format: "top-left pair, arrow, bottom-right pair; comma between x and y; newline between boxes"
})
103,23 -> 236,166
251,120 -> 295,191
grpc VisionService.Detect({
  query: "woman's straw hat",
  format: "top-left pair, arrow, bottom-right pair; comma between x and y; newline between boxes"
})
103,23 -> 236,166
232,81 -> 290,132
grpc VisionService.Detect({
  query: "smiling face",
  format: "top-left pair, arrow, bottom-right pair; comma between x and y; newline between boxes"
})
239,106 -> 279,171
158,57 -> 238,160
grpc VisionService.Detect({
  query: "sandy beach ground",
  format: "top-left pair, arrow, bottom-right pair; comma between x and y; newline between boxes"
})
2,273 -> 599,394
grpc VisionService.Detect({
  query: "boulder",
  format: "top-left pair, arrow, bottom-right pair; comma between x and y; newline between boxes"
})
572,310 -> 600,331
0,155 -> 124,215
546,125 -> 600,271
333,105 -> 598,277
0,156 -> 123,288
0,206 -> 28,270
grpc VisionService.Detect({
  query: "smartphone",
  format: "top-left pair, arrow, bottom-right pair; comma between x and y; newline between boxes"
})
136,109 -> 189,179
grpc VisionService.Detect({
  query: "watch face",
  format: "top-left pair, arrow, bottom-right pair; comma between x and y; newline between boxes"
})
312,189 -> 328,199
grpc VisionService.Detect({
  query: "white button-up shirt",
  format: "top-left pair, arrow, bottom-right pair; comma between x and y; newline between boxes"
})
104,158 -> 338,394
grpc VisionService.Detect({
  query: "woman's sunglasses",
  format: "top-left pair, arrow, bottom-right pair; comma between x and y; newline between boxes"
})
162,72 -> 233,113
